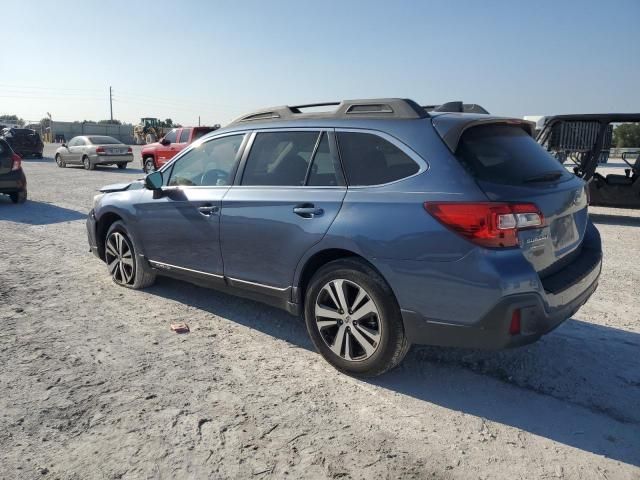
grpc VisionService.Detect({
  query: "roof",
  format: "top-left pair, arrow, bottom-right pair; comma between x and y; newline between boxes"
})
227,98 -> 491,126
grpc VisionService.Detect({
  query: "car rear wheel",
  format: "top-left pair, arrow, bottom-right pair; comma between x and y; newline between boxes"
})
9,190 -> 27,204
143,157 -> 155,174
105,221 -> 155,289
304,258 -> 409,377
55,154 -> 66,168
117,163 -> 127,169
83,156 -> 95,170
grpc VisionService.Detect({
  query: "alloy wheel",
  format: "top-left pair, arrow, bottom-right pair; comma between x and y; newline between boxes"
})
105,232 -> 135,285
314,279 -> 382,362
144,158 -> 155,173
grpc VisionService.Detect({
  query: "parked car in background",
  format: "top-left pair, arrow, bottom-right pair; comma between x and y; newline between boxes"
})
141,126 -> 220,173
54,136 -> 133,170
87,98 -> 602,376
1,127 -> 44,158
0,138 -> 27,203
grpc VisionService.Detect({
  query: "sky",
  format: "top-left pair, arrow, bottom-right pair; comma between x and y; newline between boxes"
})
1,0 -> 638,126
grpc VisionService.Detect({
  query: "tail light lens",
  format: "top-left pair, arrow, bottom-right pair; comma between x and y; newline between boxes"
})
127,146 -> 132,153
96,147 -> 106,154
424,202 -> 544,248
11,153 -> 21,171
584,184 -> 591,205
509,309 -> 521,335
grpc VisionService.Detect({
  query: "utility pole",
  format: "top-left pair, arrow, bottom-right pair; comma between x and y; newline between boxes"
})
109,86 -> 113,121
198,115 -> 201,126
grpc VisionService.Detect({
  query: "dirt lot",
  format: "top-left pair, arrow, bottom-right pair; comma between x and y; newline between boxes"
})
1,145 -> 639,479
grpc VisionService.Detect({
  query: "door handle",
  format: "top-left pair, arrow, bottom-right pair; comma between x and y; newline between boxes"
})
293,204 -> 324,218
198,204 -> 219,216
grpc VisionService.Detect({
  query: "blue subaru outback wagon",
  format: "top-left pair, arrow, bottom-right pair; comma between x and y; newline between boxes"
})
86,99 -> 602,376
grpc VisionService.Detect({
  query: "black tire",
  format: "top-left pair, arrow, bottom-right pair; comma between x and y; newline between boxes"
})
83,156 -> 95,170
55,154 -> 66,168
143,157 -> 155,174
304,258 -> 409,377
9,190 -> 27,204
104,221 -> 156,289
117,163 -> 127,170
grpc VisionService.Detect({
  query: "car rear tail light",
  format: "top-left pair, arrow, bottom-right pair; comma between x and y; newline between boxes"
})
509,309 -> 521,335
424,202 -> 544,248
584,184 -> 591,205
11,153 -> 21,171
127,146 -> 132,153
96,147 -> 106,154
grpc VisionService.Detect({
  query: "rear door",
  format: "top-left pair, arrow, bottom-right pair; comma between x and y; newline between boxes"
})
221,129 -> 347,291
67,137 -> 84,163
452,123 -> 588,275
0,140 -> 13,175
176,127 -> 192,151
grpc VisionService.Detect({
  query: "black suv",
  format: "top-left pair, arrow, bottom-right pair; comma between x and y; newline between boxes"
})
0,138 -> 27,203
1,128 -> 44,158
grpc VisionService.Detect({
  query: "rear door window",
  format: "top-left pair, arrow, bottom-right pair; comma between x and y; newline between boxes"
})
241,131 -> 318,186
337,132 -> 419,186
307,133 -> 343,186
456,125 -> 572,185
179,128 -> 192,143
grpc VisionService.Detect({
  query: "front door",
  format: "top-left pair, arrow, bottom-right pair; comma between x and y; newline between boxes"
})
156,129 -> 178,168
221,130 -> 347,291
134,133 -> 246,279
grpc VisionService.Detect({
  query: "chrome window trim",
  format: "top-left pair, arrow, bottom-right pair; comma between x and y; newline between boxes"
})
334,127 -> 429,189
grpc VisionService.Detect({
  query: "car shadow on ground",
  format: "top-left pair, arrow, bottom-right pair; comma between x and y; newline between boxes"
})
145,276 -> 640,467
0,198 -> 86,225
590,212 -> 640,227
23,156 -> 54,163
61,165 -> 145,175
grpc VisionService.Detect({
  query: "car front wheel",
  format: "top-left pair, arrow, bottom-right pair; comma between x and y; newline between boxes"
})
55,154 -> 66,168
143,157 -> 155,174
104,221 -> 155,289
304,258 -> 409,377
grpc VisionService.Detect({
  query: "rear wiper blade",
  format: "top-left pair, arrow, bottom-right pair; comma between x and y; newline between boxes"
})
523,171 -> 564,183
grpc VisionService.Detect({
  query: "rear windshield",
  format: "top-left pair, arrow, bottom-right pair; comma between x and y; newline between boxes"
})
87,136 -> 121,145
7,129 -> 37,136
456,125 -> 571,185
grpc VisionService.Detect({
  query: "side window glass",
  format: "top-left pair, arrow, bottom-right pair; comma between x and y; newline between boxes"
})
179,128 -> 191,143
168,134 -> 243,187
164,129 -> 178,143
241,131 -> 318,186
337,132 -> 420,186
307,133 -> 341,186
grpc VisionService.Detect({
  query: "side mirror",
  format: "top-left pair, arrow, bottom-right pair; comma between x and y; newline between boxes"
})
62,143 -> 67,148
145,171 -> 163,190
160,138 -> 170,146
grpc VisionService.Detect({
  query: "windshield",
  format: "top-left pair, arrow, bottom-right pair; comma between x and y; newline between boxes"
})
87,136 -> 122,145
456,125 -> 572,185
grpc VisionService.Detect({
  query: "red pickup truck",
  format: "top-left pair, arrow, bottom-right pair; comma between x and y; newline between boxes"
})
141,126 -> 219,173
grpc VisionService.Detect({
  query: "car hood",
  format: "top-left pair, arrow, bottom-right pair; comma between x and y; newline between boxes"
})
142,142 -> 161,151
99,180 -> 144,193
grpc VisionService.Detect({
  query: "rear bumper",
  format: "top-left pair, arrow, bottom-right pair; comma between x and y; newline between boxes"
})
13,146 -> 43,156
0,169 -> 27,193
90,154 -> 133,164
402,251 -> 601,349
86,209 -> 100,258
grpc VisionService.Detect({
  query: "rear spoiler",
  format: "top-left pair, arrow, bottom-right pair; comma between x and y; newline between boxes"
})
432,115 -> 535,152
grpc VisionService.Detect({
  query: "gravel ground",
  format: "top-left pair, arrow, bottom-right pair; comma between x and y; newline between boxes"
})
1,145 -> 639,479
